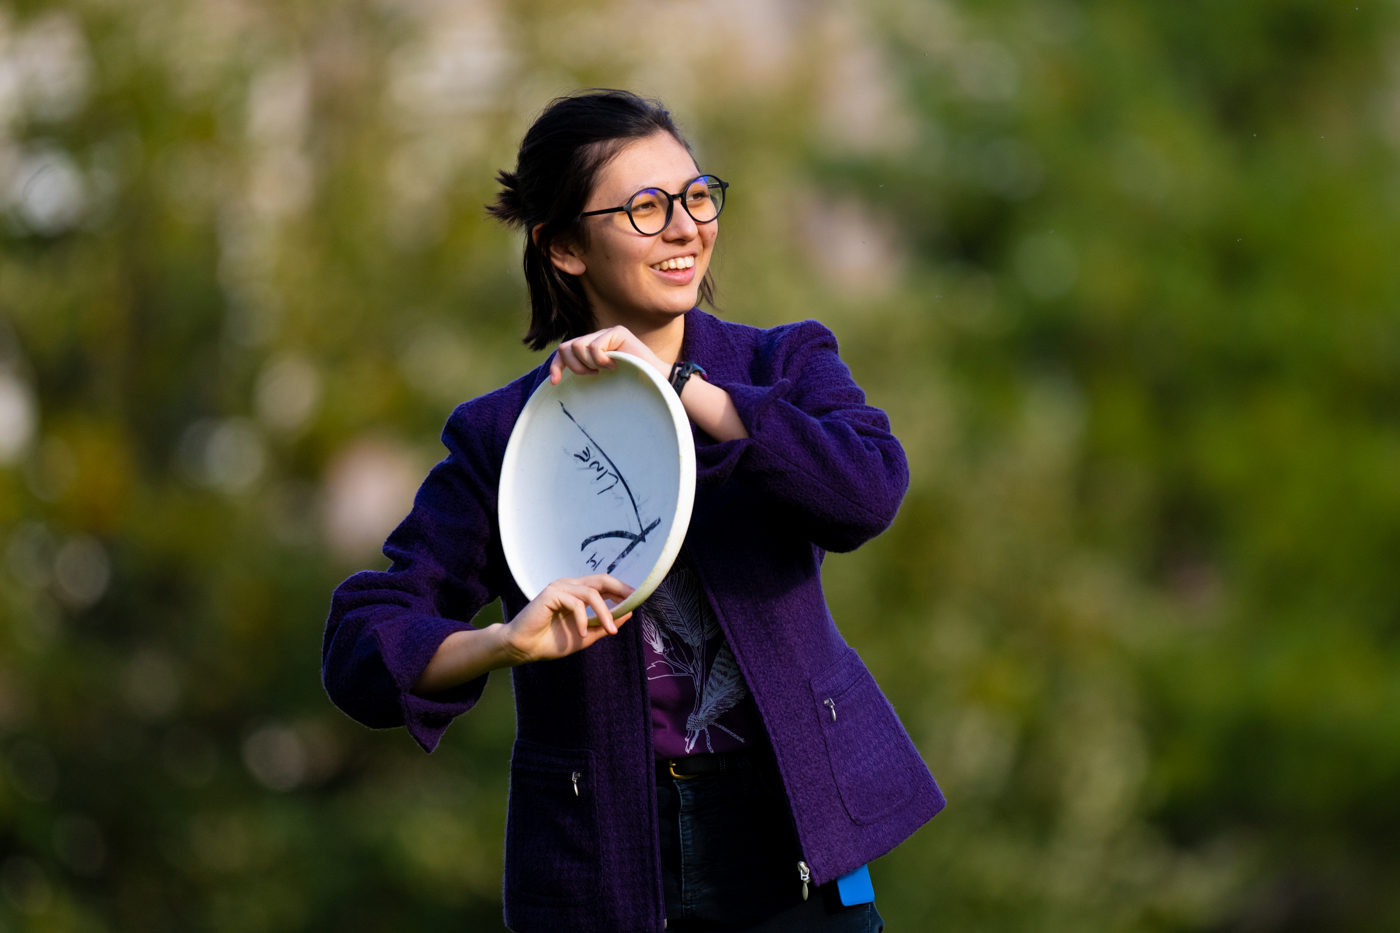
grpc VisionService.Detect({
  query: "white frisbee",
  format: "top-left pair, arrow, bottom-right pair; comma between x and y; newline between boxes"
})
498,352 -> 696,619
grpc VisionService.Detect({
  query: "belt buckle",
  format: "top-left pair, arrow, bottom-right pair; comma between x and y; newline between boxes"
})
667,759 -> 696,781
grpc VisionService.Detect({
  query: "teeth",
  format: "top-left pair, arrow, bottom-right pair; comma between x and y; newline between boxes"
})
652,256 -> 695,271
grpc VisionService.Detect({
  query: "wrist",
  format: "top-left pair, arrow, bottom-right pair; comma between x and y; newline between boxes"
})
669,360 -> 707,397
491,621 -> 531,668
641,347 -> 671,381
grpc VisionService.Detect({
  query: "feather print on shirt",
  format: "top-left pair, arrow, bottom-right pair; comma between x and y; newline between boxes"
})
642,562 -> 749,754
687,644 -> 746,745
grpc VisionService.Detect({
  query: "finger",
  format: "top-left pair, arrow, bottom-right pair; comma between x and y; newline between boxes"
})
567,573 -> 634,593
558,345 -> 592,375
549,353 -> 563,385
574,340 -> 606,372
567,597 -> 590,640
559,583 -> 617,635
578,588 -> 617,635
572,573 -> 632,591
567,344 -> 601,375
594,575 -> 636,600
613,611 -> 633,626
548,589 -> 583,639
568,341 -> 592,370
588,335 -> 615,369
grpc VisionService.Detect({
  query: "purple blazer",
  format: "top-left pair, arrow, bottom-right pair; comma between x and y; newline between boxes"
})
322,309 -> 945,932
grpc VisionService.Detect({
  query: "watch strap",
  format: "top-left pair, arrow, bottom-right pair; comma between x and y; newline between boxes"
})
669,360 -> 707,397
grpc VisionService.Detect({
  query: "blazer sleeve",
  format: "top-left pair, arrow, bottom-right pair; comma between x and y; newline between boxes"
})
321,397 -> 513,752
694,319 -> 910,553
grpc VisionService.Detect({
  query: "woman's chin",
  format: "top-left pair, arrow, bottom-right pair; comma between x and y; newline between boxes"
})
644,287 -> 701,316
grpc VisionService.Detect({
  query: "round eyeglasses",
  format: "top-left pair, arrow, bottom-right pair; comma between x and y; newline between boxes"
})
580,175 -> 728,236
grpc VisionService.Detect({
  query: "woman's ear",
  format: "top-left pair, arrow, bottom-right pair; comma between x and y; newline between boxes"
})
534,223 -> 587,277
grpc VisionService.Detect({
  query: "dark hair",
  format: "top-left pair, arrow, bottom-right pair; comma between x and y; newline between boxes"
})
488,90 -> 716,351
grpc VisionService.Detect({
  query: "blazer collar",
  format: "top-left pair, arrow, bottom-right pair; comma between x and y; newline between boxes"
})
681,307 -> 739,384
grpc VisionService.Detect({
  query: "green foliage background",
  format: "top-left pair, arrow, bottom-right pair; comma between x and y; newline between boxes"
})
2,0 -> 1398,929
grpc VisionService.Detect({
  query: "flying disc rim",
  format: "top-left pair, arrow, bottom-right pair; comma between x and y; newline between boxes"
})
498,351 -> 696,619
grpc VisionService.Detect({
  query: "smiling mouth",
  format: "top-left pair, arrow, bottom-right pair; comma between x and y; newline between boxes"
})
650,255 -> 695,272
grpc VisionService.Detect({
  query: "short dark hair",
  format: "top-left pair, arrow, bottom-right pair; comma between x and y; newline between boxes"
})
488,90 -> 716,351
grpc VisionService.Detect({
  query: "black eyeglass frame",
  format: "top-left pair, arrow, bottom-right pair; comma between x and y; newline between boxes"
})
579,175 -> 729,236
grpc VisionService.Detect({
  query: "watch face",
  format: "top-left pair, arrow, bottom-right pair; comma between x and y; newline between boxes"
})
498,352 -> 696,618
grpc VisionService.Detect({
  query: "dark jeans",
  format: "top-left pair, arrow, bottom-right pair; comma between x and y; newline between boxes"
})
656,751 -> 885,933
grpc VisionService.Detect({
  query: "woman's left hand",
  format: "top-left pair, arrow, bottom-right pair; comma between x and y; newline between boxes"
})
549,324 -> 749,442
549,326 -> 667,384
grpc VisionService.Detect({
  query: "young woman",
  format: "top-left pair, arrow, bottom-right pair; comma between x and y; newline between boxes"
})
322,90 -> 943,933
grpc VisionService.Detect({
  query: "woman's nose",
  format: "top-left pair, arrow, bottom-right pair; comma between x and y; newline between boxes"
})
662,204 -> 699,240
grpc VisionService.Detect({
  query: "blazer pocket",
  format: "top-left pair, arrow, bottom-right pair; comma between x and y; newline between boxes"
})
811,650 -> 920,826
504,739 -> 600,905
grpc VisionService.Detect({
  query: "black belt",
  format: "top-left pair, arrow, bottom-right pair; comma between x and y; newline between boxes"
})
657,751 -> 747,781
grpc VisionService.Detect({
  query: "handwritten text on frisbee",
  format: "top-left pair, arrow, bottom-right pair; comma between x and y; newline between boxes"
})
560,402 -> 661,575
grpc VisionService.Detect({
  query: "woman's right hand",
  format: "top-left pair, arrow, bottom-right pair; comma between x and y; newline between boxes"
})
414,575 -> 635,695
500,575 -> 635,665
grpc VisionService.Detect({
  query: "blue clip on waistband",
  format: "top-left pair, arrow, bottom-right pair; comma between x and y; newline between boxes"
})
836,864 -> 874,906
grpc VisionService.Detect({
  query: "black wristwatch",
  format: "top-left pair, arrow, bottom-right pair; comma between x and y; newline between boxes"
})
669,361 -> 707,397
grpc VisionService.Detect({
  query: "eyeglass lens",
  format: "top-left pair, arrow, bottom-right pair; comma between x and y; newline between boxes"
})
625,176 -> 725,235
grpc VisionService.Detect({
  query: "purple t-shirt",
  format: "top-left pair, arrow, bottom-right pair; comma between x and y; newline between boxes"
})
638,557 -> 766,758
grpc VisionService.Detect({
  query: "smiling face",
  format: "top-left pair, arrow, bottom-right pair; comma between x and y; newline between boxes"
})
548,131 -> 718,331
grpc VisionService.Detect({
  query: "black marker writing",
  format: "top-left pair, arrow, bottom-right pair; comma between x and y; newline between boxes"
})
569,443 -> 622,495
560,401 -> 659,575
